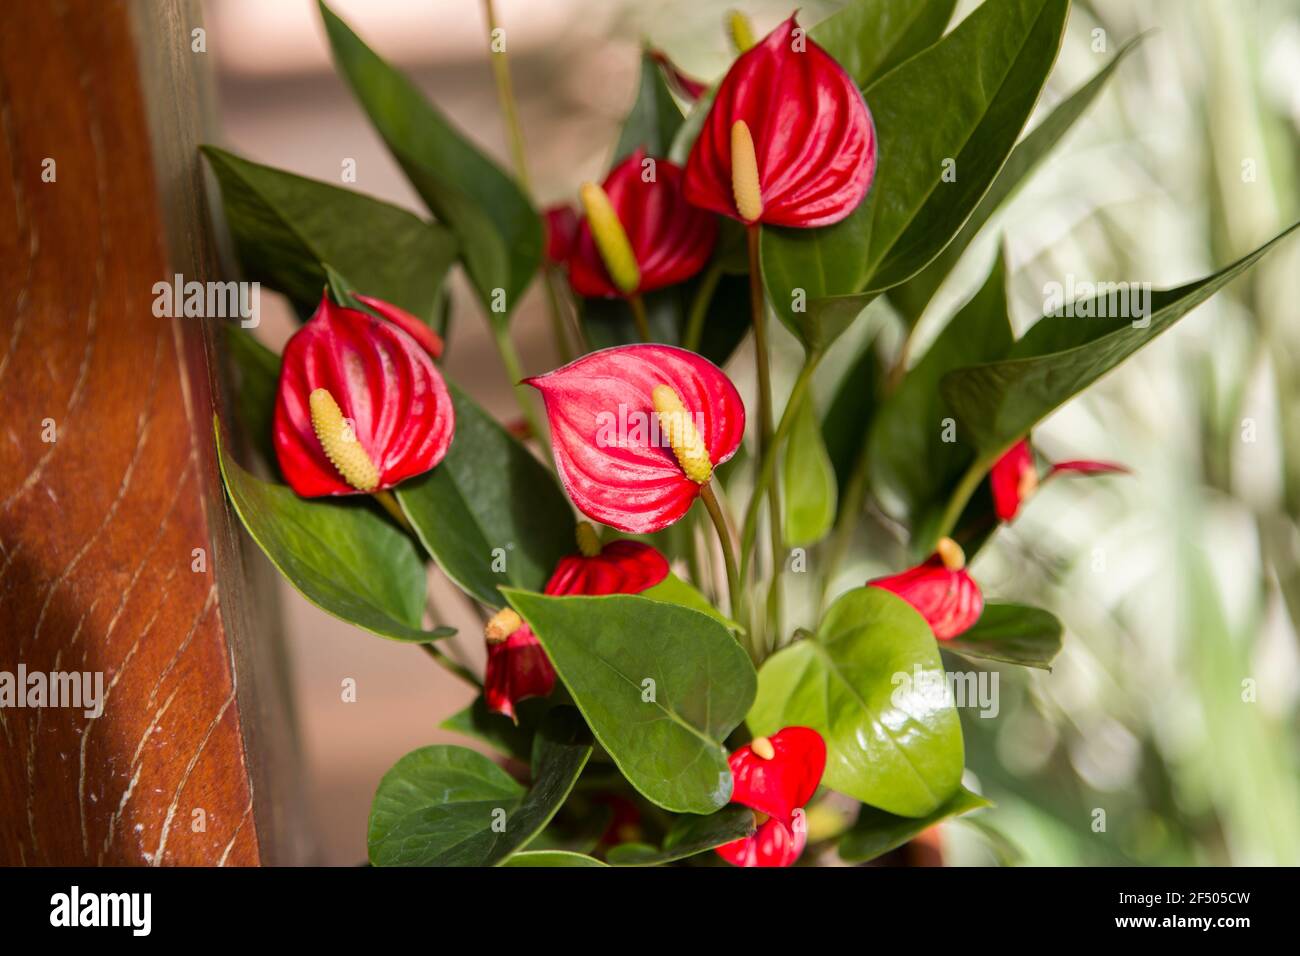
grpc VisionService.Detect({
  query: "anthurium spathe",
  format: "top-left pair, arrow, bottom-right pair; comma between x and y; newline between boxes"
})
273,292 -> 454,497
990,439 -> 1129,522
483,525 -> 669,720
716,727 -> 826,868
542,204 -> 580,268
353,293 -> 444,360
868,538 -> 983,641
525,344 -> 745,534
683,14 -> 877,228
569,149 -> 717,299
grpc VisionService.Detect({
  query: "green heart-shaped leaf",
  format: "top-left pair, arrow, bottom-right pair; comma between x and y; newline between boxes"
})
811,0 -> 957,89
605,805 -> 756,866
319,2 -> 541,322
215,418 -> 450,643
395,384 -> 574,608
200,146 -> 455,322
945,603 -> 1063,670
640,573 -> 741,633
368,706 -> 592,866
838,787 -> 990,862
223,325 -> 280,468
749,587 -> 963,816
440,695 -> 554,764
502,850 -> 607,867
503,589 -> 756,814
783,393 -> 838,546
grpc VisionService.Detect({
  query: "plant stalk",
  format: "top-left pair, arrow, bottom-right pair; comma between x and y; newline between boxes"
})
628,293 -> 652,343
700,481 -> 743,634
420,642 -> 483,690
746,225 -> 783,640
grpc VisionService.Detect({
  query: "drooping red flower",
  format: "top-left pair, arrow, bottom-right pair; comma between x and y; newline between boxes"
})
684,15 -> 877,228
990,439 -> 1129,522
649,48 -> 708,101
542,203 -> 580,267
525,345 -> 745,534
568,149 -> 717,299
868,538 -> 983,641
716,727 -> 826,868
352,294 -> 444,360
484,530 -> 669,720
273,293 -> 454,497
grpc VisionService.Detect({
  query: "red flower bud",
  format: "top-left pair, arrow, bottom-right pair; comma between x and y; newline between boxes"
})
542,203 -> 580,267
568,149 -> 718,299
684,15 -> 877,228
525,345 -> 745,534
353,294 -> 444,360
484,533 -> 669,720
990,439 -> 1129,522
649,48 -> 708,101
273,293 -> 454,498
868,538 -> 983,641
715,726 -> 826,868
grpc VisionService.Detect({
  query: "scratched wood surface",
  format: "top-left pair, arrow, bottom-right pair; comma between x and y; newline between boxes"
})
0,0 -> 305,865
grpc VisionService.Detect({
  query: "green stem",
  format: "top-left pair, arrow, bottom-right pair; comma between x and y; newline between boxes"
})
746,225 -> 783,641
373,490 -> 414,534
933,449 -> 1005,547
420,642 -> 482,691
628,294 -> 651,342
700,481 -> 744,639
818,425 -> 872,613
682,262 -> 723,353
483,0 -> 531,193
492,324 -> 548,447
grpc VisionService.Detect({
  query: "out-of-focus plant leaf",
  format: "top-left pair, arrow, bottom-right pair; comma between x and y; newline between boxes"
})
502,590 -> 756,814
368,706 -> 591,866
605,805 -> 756,866
942,221 -> 1300,454
783,394 -> 838,546
839,786 -> 990,862
502,850 -> 607,867
215,419 -> 450,642
440,696 -> 554,764
944,603 -> 1063,670
223,324 -> 280,467
811,0 -> 958,89
319,1 -> 541,323
821,335 -> 886,493
888,35 -> 1145,325
200,145 -> 455,322
749,587 -> 964,817
613,49 -> 685,163
396,384 -> 574,608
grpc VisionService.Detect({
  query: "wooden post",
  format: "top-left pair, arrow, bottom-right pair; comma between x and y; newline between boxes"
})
0,0 -> 308,865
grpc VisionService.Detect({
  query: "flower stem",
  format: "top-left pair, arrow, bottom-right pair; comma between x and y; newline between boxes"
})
628,294 -> 651,342
491,323 -> 548,449
682,261 -> 723,353
746,225 -> 783,639
700,481 -> 743,633
420,642 -> 482,690
373,490 -> 414,534
483,0 -> 531,193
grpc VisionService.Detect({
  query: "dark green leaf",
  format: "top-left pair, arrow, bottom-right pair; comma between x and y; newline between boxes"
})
606,805 -> 756,866
396,384 -> 574,608
839,787 -> 990,862
613,50 -> 685,163
749,587 -> 964,816
215,418 -> 451,642
440,695 -> 554,763
200,146 -> 455,321
319,2 -> 541,321
888,36 -> 1145,325
502,850 -> 607,867
942,221 -> 1300,454
783,394 -> 837,546
821,335 -> 886,493
502,590 -> 756,814
222,324 -> 280,467
367,706 -> 592,866
640,573 -> 740,632
811,0 -> 958,88
945,603 -> 1063,670
761,209 -> 874,345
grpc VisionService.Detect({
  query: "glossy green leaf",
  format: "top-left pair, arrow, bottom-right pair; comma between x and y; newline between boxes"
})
942,221 -> 1300,454
502,850 -> 607,867
888,36 -> 1145,325
200,146 -> 455,321
396,384 -> 574,608
641,573 -> 741,632
761,209 -> 874,345
749,587 -> 963,816
440,695 -> 554,763
215,419 -> 450,643
613,49 -> 685,163
945,603 -> 1063,670
367,706 -> 592,866
821,335 -> 886,493
319,2 -> 541,321
783,394 -> 838,546
860,0 -> 1070,290
605,805 -> 756,866
223,325 -> 279,467
869,250 -> 1013,532
502,589 -> 756,814
839,787 -> 990,862
811,0 -> 957,89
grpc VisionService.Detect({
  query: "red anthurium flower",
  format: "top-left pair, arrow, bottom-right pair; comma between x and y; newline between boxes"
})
990,439 -> 1129,522
684,15 -> 877,228
525,344 -> 745,534
649,48 -> 708,101
273,293 -> 454,498
542,203 -> 580,267
716,727 -> 827,868
352,294 -> 444,360
868,538 -> 983,641
483,525 -> 669,720
569,149 -> 717,299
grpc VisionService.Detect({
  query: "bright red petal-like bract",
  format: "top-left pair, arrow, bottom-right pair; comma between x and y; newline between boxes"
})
273,293 -> 454,497
353,294 -> 444,360
569,149 -> 717,299
649,48 -> 708,101
484,540 -> 668,719
684,15 -> 876,228
715,726 -> 825,868
542,203 -> 580,267
991,439 -> 1129,522
869,558 -> 984,641
526,345 -> 745,534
